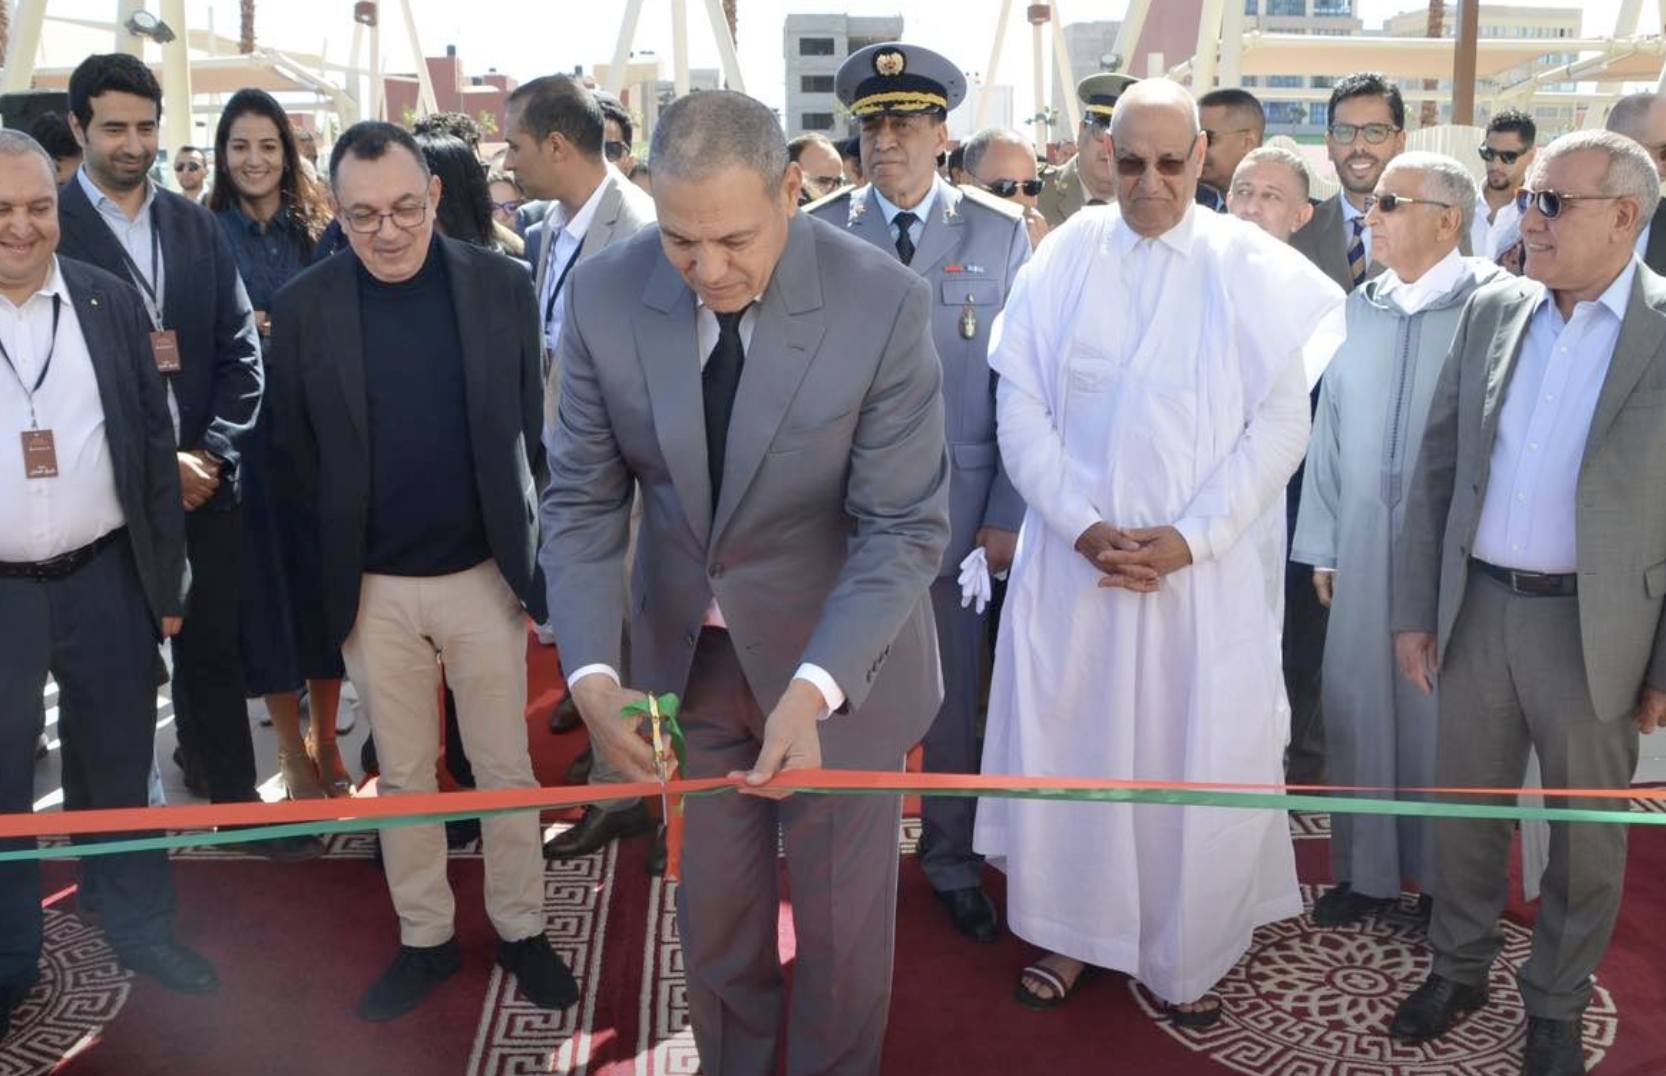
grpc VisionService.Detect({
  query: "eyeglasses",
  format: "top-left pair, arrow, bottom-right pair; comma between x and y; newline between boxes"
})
1365,192 -> 1454,213
1328,122 -> 1400,145
174,161 -> 201,173
604,140 -> 628,162
492,199 -> 524,216
342,201 -> 429,234
1204,127 -> 1254,147
1115,154 -> 1189,178
983,178 -> 1044,198
1477,145 -> 1525,165
1513,188 -> 1621,220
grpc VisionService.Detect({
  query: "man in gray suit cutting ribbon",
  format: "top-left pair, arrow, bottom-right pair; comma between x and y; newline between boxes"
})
539,90 -> 949,1076
1389,129 -> 1666,1076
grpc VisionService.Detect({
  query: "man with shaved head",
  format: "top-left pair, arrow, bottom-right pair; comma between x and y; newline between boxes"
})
1605,91 -> 1666,271
0,130 -> 218,1032
976,78 -> 1347,1023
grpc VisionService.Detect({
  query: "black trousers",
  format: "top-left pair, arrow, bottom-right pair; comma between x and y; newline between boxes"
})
1283,560 -> 1328,784
171,505 -> 257,802
0,539 -> 176,985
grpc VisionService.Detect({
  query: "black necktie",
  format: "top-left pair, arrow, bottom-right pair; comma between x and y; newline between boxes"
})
703,307 -> 748,513
1087,198 -> 1107,207
892,211 -> 919,266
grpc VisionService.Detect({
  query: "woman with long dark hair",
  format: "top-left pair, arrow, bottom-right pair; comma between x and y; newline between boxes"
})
416,133 -> 524,258
209,89 -> 351,801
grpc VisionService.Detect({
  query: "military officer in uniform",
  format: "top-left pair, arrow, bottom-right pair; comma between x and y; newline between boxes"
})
808,42 -> 1028,946
1034,72 -> 1138,227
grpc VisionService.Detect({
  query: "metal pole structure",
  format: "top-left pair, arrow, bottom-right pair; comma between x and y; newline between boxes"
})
671,0 -> 690,98
1191,0 -> 1225,94
1049,0 -> 1080,135
1614,0 -> 1644,36
1,0 -> 47,94
606,0 -> 647,95
1029,6 -> 1047,151
159,0 -> 194,161
116,0 -> 145,56
1217,0 -> 1245,88
976,0 -> 1015,129
701,0 -> 745,91
347,19 -> 365,124
1110,0 -> 1152,75
369,19 -> 382,121
397,0 -> 438,118
1451,0 -> 1479,126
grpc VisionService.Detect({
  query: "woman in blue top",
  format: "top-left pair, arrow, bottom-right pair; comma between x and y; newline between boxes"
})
209,89 -> 351,800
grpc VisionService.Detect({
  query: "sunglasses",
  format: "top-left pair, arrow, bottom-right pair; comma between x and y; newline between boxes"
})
174,161 -> 202,172
1204,127 -> 1254,147
1115,154 -> 1188,178
984,178 -> 1044,198
1477,145 -> 1525,165
603,140 -> 628,162
1328,122 -> 1400,145
1513,188 -> 1622,220
1365,192 -> 1454,213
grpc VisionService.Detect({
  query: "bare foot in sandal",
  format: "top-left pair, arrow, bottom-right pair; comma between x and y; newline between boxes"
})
1015,953 -> 1089,1009
1164,993 -> 1224,1029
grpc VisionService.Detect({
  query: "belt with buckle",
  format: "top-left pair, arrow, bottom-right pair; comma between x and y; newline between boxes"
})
0,529 -> 125,582
1473,559 -> 1577,597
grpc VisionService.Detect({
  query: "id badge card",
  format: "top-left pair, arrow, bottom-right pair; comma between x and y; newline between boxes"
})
21,428 -> 57,479
150,329 -> 182,374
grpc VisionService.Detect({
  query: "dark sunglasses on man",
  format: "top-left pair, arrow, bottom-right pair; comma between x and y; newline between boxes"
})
174,160 -> 202,173
1477,145 -> 1525,165
983,178 -> 1044,198
1513,188 -> 1621,220
604,140 -> 628,163
1115,154 -> 1188,178
1328,122 -> 1399,145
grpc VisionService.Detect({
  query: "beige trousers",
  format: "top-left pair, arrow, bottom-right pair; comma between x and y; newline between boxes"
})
342,560 -> 544,947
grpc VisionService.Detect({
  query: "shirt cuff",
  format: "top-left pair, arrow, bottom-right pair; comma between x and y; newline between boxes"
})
793,663 -> 843,720
566,663 -> 620,690
1172,517 -> 1210,566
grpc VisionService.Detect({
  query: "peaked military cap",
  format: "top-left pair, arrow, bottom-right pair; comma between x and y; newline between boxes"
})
1077,72 -> 1141,121
835,42 -> 966,119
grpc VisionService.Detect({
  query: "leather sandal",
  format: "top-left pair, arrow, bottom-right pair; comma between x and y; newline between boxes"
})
1015,959 -> 1092,1010
1164,994 -> 1224,1030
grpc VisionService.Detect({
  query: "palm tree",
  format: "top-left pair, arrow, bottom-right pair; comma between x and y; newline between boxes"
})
0,2 -> 11,63
1420,0 -> 1444,128
240,0 -> 256,54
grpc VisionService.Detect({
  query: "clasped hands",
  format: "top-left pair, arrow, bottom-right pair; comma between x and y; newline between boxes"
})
1075,521 -> 1193,592
570,675 -> 824,798
178,450 -> 221,512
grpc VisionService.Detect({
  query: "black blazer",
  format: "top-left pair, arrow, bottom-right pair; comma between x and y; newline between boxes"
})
59,258 -> 188,629
1644,202 -> 1666,275
267,236 -> 547,652
56,176 -> 262,507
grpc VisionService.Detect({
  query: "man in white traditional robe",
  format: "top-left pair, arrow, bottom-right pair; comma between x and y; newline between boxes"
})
975,79 -> 1347,1021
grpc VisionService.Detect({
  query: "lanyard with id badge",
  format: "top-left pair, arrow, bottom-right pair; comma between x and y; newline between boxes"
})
1,296 -> 64,479
118,213 -> 179,374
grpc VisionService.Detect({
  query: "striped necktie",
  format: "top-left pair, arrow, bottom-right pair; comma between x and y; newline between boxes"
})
1347,217 -> 1367,288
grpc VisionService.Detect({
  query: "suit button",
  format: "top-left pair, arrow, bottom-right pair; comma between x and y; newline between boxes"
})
709,563 -> 725,579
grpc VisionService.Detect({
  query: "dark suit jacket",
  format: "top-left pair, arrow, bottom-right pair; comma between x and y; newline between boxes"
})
56,177 -> 262,507
1290,194 -> 1385,294
266,235 -> 547,652
1644,202 -> 1666,275
59,258 -> 188,630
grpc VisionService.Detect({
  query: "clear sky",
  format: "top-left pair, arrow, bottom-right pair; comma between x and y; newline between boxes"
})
44,0 -> 1635,121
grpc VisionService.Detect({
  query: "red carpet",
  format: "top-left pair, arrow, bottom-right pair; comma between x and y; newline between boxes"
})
4,636 -> 1663,1074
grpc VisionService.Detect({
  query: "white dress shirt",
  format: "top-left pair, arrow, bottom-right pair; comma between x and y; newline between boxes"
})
1474,259 -> 1637,573
76,166 -> 179,438
539,169 -> 618,353
1384,247 -> 1466,316
1471,191 -> 1522,261
1340,193 -> 1373,264
872,180 -> 939,252
0,257 -> 127,563
566,297 -> 846,717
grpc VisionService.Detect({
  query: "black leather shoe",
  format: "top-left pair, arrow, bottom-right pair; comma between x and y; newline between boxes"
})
564,746 -> 593,785
1389,974 -> 1489,1042
543,803 -> 653,859
1523,1016 -> 1586,1076
497,934 -> 579,1010
549,694 -> 583,734
936,884 -> 999,944
646,824 -> 668,878
445,817 -> 481,849
357,940 -> 461,1022
1312,882 -> 1396,927
117,940 -> 219,994
170,745 -> 210,800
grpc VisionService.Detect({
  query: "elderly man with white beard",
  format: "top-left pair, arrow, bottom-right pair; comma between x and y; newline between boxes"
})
975,78 -> 1346,1024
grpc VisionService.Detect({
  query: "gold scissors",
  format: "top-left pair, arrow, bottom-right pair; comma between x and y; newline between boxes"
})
647,694 -> 672,821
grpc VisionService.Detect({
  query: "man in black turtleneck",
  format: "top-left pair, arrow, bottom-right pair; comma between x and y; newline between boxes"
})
266,121 -> 572,1023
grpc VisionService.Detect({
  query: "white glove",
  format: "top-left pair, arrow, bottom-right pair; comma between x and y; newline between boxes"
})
958,547 -> 993,615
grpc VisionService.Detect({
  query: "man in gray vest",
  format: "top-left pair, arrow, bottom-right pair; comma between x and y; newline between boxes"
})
808,42 -> 1027,945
